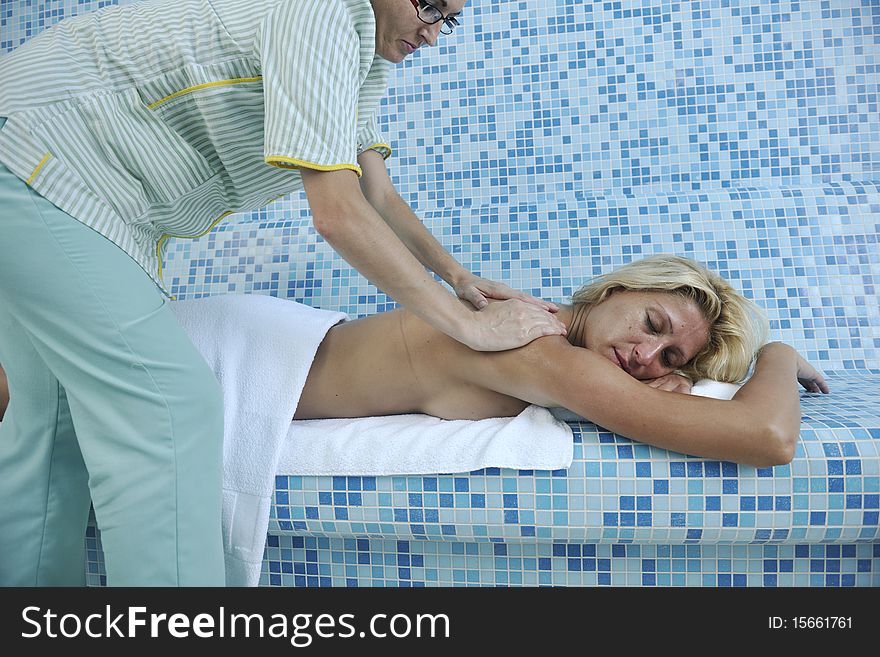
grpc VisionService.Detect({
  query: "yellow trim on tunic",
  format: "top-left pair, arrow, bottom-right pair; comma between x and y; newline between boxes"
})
265,155 -> 362,177
26,153 -> 52,185
365,143 -> 393,159
147,77 -> 264,109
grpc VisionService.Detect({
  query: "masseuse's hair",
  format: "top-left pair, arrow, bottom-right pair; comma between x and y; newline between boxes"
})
571,255 -> 769,383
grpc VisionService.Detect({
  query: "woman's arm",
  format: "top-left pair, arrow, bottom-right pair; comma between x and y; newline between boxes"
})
465,339 -> 811,467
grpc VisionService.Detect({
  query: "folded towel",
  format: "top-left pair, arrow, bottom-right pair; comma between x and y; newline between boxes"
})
170,294 -> 572,586
690,379 -> 743,400
278,403 -> 573,476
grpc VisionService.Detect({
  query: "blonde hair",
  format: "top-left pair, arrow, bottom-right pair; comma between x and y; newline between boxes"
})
571,255 -> 769,383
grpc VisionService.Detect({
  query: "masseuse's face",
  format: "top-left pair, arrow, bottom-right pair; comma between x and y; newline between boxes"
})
583,290 -> 710,380
371,0 -> 466,63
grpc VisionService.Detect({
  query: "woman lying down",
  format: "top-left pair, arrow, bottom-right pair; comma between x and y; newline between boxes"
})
0,255 -> 828,468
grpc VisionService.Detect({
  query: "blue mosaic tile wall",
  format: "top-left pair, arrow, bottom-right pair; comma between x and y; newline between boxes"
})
160,186 -> 880,370
85,528 -> 878,586
4,0 -> 878,587
4,0 -> 880,189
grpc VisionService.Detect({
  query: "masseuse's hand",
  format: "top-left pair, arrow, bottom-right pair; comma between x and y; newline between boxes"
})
460,298 -> 567,351
452,271 -> 559,313
641,373 -> 693,394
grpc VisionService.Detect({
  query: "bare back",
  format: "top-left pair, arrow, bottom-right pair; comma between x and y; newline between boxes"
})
294,307 -> 529,420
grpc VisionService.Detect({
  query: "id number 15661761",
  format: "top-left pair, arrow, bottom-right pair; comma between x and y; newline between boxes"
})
768,617 -> 852,630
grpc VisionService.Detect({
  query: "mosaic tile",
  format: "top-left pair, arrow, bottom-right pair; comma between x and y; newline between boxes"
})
85,523 -> 877,588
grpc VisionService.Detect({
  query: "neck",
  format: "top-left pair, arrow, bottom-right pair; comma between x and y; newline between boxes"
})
558,303 -> 589,348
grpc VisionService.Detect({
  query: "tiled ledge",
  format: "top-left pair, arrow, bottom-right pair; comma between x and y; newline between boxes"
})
266,372 -> 879,547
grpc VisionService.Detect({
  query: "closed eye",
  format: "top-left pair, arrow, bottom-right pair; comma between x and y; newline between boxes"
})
645,312 -> 673,368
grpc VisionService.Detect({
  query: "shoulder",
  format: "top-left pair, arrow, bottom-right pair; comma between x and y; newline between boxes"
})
490,333 -> 583,370
263,0 -> 370,38
461,333 -> 587,402
261,0 -> 375,73
339,0 -> 378,35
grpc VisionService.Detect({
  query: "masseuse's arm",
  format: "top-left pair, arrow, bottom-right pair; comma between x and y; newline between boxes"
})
467,340 -> 811,467
356,150 -> 558,313
300,167 -> 566,351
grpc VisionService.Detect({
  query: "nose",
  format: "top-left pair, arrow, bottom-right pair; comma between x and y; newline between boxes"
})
633,338 -> 664,369
418,20 -> 442,47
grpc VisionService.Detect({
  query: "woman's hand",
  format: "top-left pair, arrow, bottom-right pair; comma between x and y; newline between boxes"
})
452,271 -> 559,313
795,352 -> 830,394
640,373 -> 693,393
758,342 -> 830,394
458,298 -> 567,351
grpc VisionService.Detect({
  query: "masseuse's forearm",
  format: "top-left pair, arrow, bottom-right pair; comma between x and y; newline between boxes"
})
304,176 -> 466,337
357,149 -> 468,286
303,168 -> 564,351
370,189 -> 467,286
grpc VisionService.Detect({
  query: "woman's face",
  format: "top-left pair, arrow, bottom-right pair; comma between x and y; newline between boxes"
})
371,0 -> 466,63
583,290 -> 710,380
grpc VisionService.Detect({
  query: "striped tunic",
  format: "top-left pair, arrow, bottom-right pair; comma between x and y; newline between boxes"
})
0,0 -> 392,296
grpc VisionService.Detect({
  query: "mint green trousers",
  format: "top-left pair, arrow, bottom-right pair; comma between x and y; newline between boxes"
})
0,154 -> 225,586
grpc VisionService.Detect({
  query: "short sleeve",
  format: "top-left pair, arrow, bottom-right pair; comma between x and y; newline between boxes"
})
260,0 -> 362,175
357,114 -> 392,160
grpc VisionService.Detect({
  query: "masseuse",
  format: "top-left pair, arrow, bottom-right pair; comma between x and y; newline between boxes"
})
0,0 -> 564,586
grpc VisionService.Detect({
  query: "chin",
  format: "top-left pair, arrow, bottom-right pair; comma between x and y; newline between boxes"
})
377,46 -> 406,64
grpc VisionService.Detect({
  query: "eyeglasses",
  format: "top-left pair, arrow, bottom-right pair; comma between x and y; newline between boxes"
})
409,0 -> 461,36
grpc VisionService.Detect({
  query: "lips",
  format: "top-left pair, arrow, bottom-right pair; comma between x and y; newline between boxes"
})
402,40 -> 416,54
613,348 -> 628,373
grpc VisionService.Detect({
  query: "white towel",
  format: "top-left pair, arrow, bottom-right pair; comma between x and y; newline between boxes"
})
278,403 -> 573,476
170,294 -> 346,587
691,379 -> 743,400
170,294 -> 573,586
